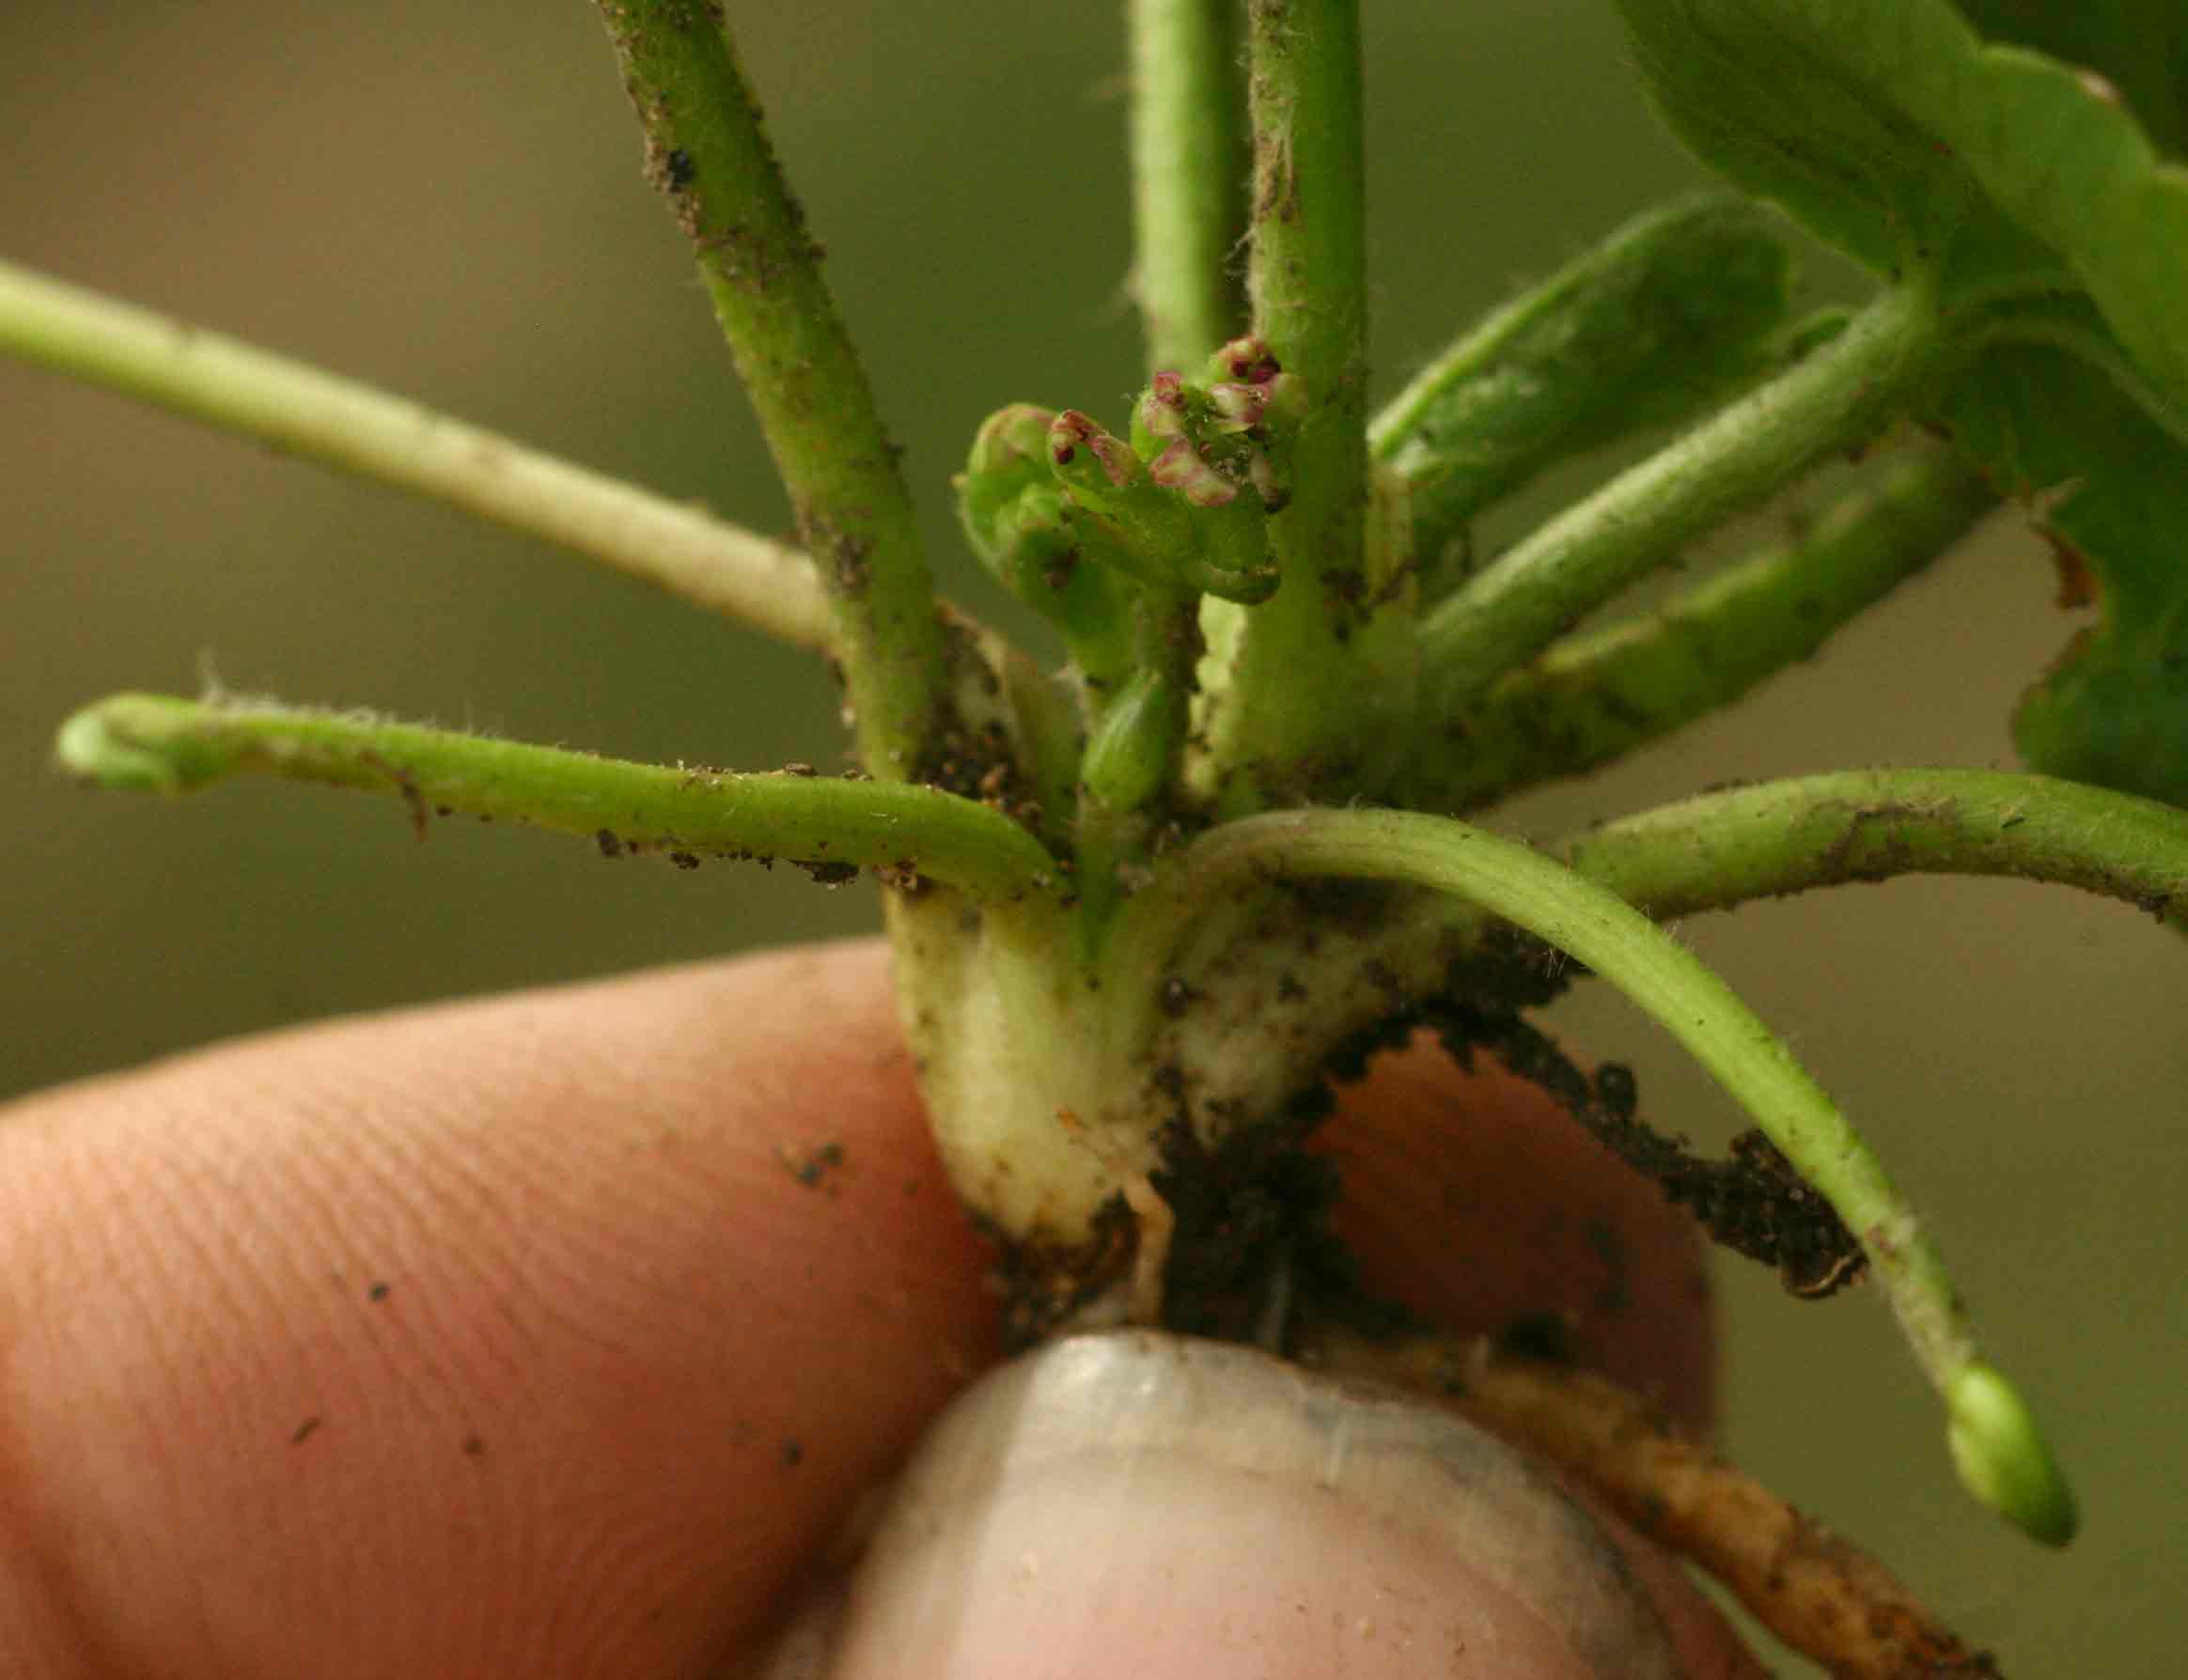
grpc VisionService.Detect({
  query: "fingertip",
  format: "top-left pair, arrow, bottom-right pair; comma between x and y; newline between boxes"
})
0,938 -> 1003,1674
1312,1033 -> 1717,1431
769,1333 -> 1764,1679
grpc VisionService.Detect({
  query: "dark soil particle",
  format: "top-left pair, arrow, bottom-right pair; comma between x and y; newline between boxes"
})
998,921 -> 1861,1351
367,1281 -> 391,1303
1150,1078 -> 1418,1346
782,1141 -> 845,1188
1494,1311 -> 1577,1364
1586,1220 -> 1632,1315
1435,1003 -> 1868,1296
780,1438 -> 805,1468
290,1416 -> 323,1446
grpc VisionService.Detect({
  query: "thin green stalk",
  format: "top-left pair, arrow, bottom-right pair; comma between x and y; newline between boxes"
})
1128,0 -> 1242,373
1073,588 -> 1198,948
56,692 -> 1062,909
1111,803 -> 2074,1543
1199,0 -> 1413,811
1408,450 -> 1995,812
593,2 -> 946,780
0,258 -> 832,651
1420,279 -> 1949,716
1368,194 -> 1796,583
1558,769 -> 2188,934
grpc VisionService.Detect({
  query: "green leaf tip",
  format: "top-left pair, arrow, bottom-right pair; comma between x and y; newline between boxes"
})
54,694 -> 226,794
1946,1362 -> 2079,1547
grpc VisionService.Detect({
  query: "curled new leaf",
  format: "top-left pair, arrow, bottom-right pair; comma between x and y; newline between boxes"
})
956,405 -> 1135,688
1047,410 -> 1279,603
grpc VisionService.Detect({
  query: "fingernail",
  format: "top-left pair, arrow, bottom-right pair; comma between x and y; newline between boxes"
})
777,1330 -> 1684,1679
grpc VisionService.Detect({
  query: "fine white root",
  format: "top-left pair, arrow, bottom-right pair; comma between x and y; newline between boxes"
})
1300,1324 -> 2003,1680
1057,1106 -> 1175,1327
1117,1170 -> 1176,1328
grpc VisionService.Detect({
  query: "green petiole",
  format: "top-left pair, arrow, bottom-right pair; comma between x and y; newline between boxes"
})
0,258 -> 834,651
592,1 -> 948,782
1196,0 -> 1414,812
1558,768 -> 2188,936
1405,449 -> 1996,812
1126,0 -> 1243,375
1420,278 -> 1950,717
56,692 -> 1062,910
1371,194 -> 1796,591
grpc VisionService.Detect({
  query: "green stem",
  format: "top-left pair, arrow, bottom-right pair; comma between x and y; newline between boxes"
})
1128,0 -> 1242,373
1558,769 -> 2188,935
593,2 -> 946,779
1419,279 -> 1948,715
1112,803 -> 2073,1542
1408,450 -> 1994,812
56,692 -> 1061,909
1198,0 -> 1411,811
0,258 -> 832,651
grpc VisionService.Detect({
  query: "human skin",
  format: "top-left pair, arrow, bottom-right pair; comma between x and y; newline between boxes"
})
0,937 -> 1758,1676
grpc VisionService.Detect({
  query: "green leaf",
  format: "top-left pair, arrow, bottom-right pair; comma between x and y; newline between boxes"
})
1935,340 -> 2188,805
1951,0 -> 2188,155
1612,0 -> 2188,412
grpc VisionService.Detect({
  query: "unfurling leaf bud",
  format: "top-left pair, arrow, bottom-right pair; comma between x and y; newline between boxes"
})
956,404 -> 1133,682
957,402 -> 1059,562
1046,410 -> 1277,604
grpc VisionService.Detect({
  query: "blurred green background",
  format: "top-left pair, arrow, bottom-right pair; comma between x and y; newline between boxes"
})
2,3 -> 2180,1671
